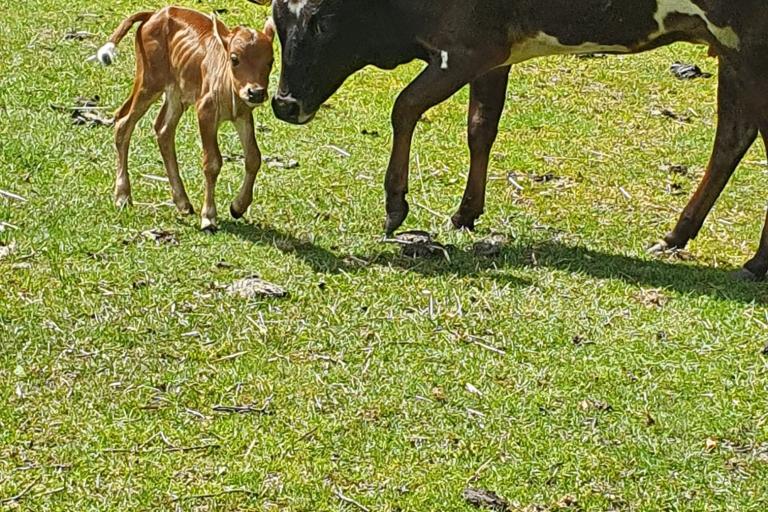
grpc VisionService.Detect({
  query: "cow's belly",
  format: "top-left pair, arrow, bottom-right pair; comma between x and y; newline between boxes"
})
503,0 -> 740,65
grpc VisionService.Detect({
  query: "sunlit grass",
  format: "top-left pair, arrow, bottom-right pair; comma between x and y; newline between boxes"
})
1,1 -> 768,510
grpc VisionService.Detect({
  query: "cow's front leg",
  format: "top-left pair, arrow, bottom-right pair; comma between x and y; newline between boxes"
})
384,55 -> 492,235
230,114 -> 261,219
197,105 -> 223,232
452,66 -> 510,230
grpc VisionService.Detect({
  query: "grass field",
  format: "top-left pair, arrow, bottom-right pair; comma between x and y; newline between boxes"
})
2,0 -> 768,510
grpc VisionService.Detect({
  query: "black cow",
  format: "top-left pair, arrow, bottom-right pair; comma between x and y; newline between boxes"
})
265,0 -> 768,279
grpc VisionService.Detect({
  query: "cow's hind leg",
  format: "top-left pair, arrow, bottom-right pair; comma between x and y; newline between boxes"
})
737,128 -> 768,280
155,90 -> 194,214
452,66 -> 510,230
649,59 -> 758,253
114,84 -> 161,208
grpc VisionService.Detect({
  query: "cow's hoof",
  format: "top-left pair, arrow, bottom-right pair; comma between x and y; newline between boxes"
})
451,213 -> 476,231
646,240 -> 670,255
385,209 -> 409,237
731,267 -> 764,282
201,218 -> 218,233
230,203 -> 243,220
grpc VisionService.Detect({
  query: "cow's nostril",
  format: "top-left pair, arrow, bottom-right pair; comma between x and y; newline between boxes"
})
272,94 -> 301,121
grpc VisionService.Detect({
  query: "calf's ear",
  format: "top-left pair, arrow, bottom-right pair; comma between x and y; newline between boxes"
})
263,17 -> 276,41
211,13 -> 231,52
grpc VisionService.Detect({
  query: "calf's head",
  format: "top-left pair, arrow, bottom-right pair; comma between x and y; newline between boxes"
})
217,19 -> 276,106
271,0 -> 408,124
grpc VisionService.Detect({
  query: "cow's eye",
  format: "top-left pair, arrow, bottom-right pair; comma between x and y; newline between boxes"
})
230,53 -> 240,66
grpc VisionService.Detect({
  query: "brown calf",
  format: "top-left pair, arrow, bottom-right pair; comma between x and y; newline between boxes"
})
97,6 -> 275,230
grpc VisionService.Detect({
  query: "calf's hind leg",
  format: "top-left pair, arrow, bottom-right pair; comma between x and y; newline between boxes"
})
155,92 -> 194,214
649,59 -> 758,253
114,83 -> 161,207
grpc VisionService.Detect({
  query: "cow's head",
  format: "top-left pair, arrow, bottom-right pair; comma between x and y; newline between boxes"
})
269,0 -> 412,124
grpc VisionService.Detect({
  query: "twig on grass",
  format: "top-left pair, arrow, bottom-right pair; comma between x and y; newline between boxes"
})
466,454 -> 498,484
102,442 -> 220,455
0,189 -> 27,202
36,486 -> 65,499
171,488 -> 258,502
323,144 -> 351,157
333,488 -> 370,512
411,200 -> 450,222
467,335 -> 507,356
0,476 -> 41,504
213,396 -> 273,415
213,351 -> 248,362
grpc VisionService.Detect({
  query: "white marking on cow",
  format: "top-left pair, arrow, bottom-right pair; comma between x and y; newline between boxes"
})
285,0 -> 308,18
440,51 -> 449,70
653,0 -> 740,49
503,0 -> 741,68
503,33 -> 630,66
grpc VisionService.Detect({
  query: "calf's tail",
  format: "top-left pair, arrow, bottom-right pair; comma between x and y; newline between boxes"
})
93,11 -> 154,66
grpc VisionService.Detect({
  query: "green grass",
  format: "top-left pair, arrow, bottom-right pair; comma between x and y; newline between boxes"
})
2,1 -> 768,510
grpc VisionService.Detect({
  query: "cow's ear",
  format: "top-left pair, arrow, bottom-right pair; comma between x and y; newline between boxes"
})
263,17 -> 276,41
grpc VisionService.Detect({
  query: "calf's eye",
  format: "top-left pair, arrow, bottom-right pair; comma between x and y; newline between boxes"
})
230,53 -> 240,66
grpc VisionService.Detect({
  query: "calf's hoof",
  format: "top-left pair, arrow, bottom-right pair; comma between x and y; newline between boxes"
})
176,202 -> 195,216
201,217 -> 218,233
230,203 -> 245,220
114,193 -> 133,209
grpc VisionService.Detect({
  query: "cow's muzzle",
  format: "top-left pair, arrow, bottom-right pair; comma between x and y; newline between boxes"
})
272,93 -> 316,125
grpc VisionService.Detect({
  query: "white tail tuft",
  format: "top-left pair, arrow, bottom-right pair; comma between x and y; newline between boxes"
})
95,42 -> 117,66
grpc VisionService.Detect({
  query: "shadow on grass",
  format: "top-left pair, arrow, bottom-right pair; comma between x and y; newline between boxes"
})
222,221 -> 767,304
221,221 -> 345,273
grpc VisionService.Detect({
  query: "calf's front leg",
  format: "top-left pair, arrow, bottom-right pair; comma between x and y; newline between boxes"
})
230,114 -> 262,219
197,105 -> 223,232
384,52 -> 499,235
